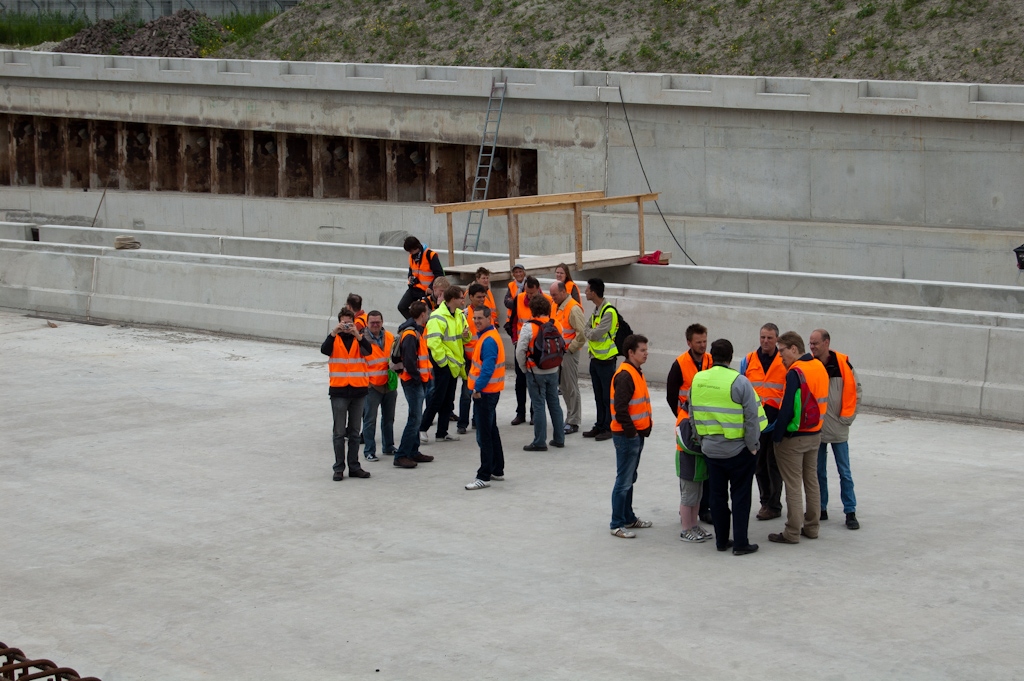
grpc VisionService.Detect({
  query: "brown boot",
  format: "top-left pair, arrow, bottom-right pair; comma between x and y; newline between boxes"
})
756,506 -> 781,521
411,453 -> 434,462
393,456 -> 418,468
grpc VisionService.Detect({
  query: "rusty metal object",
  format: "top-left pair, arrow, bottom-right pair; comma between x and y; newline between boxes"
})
0,643 -> 100,681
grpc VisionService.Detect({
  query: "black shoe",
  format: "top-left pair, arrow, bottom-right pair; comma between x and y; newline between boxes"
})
348,468 -> 371,478
595,430 -> 613,441
332,471 -> 344,481
457,427 -> 467,434
846,512 -> 860,530
511,415 -> 526,426
699,511 -> 713,524
733,543 -> 759,556
716,540 -> 734,552
820,509 -> 829,521
449,414 -> 458,421
564,424 -> 579,434
582,427 -> 602,438
529,418 -> 534,426
549,439 -> 564,448
523,443 -> 548,452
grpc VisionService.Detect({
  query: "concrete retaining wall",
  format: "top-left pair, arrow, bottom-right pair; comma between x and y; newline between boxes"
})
2,239 -> 1022,424
11,223 -> 1024,314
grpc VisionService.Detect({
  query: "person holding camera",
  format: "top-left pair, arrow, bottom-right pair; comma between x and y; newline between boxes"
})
321,308 -> 374,481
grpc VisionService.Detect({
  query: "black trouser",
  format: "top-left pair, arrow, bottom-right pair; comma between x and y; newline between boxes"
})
700,479 -> 712,517
755,430 -> 783,512
397,286 -> 424,320
707,450 -> 757,550
514,354 -> 528,418
589,358 -> 616,431
420,361 -> 457,438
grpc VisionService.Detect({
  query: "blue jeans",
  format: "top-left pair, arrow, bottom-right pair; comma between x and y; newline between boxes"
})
397,379 -> 426,460
474,392 -> 504,480
527,371 -> 564,447
610,434 -> 644,529
818,441 -> 856,513
362,387 -> 397,456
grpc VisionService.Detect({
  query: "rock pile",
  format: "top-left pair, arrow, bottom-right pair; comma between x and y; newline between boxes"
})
56,10 -> 226,58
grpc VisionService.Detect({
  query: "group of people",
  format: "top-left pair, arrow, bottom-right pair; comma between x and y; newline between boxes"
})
320,237 -> 862,553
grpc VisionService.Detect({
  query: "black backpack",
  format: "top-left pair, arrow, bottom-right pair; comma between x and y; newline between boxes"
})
603,305 -> 633,357
527,319 -> 566,370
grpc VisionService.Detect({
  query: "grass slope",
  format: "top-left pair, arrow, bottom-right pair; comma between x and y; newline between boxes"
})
218,0 -> 1023,83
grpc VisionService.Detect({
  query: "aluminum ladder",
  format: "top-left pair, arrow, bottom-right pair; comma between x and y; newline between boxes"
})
462,78 -> 507,251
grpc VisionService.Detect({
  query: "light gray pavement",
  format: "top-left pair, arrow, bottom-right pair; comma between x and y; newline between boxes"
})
2,309 -> 1022,681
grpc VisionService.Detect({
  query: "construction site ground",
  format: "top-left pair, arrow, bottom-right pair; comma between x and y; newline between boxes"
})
1,309 -> 1021,680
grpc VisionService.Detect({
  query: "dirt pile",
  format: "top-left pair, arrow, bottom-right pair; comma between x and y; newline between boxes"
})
56,9 -> 226,58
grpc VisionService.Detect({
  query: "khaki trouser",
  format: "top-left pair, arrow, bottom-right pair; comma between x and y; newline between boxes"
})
774,434 -> 821,541
559,348 -> 582,427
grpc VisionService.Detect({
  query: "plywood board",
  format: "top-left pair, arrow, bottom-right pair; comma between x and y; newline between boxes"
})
446,249 -> 671,281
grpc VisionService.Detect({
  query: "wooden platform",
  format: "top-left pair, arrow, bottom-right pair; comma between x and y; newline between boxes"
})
446,249 -> 670,281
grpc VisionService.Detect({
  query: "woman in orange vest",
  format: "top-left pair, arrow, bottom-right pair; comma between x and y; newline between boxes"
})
321,308 -> 374,481
769,330 -> 830,545
554,263 -> 582,303
399,236 -> 444,320
464,303 -> 506,490
609,334 -> 655,538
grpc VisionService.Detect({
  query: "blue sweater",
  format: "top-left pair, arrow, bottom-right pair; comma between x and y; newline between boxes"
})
473,325 -> 500,391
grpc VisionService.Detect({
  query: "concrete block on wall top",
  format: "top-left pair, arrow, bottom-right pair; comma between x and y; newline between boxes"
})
0,247 -> 95,316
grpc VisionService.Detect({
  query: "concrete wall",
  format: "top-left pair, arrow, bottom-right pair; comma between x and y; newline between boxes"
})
3,238 -> 1022,424
12,222 -> 1024,314
5,189 -> 1024,287
2,53 -> 1023,271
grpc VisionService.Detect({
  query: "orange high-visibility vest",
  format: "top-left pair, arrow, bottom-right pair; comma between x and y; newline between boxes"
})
398,328 -> 431,383
514,292 -> 555,340
524,315 -> 564,370
744,350 -> 787,410
834,351 -> 858,418
564,280 -> 581,303
464,308 -> 480,356
469,328 -> 506,393
675,351 -> 712,414
409,248 -> 439,291
554,297 -> 581,344
507,279 -> 522,300
610,361 -> 652,433
365,330 -> 394,387
482,289 -> 498,325
354,311 -> 367,331
328,335 -> 368,388
790,357 -> 830,432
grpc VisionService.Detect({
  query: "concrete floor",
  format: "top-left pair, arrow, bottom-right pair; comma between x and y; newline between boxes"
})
2,309 -> 1022,681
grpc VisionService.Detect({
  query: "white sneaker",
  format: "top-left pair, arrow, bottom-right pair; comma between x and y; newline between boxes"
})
419,432 -> 431,445
695,525 -> 713,540
439,434 -> 460,442
610,527 -> 636,538
490,475 -> 504,481
679,528 -> 707,543
465,478 -> 490,490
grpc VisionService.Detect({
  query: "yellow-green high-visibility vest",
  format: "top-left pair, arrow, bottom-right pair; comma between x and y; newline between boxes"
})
588,302 -> 619,360
691,365 -> 767,439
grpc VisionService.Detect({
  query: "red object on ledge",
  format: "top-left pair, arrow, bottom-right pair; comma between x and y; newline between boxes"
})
637,250 -> 666,265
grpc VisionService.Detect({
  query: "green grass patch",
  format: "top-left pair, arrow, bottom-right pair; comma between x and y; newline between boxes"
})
0,11 -> 91,45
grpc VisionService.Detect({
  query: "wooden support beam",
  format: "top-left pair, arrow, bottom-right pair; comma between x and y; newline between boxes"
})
434,190 -> 605,214
148,124 -> 158,191
116,121 -> 127,190
446,213 -> 454,267
209,128 -> 221,195
33,116 -> 42,188
311,134 -> 324,199
177,126 -> 187,192
7,117 -> 15,186
385,140 -> 398,202
637,197 -> 645,258
88,120 -> 98,189
574,203 -> 583,271
59,118 -> 70,189
276,132 -> 287,198
243,129 -> 254,196
488,192 -> 659,217
508,148 -> 521,198
348,138 -> 360,200
506,212 -> 516,272
424,142 -> 438,203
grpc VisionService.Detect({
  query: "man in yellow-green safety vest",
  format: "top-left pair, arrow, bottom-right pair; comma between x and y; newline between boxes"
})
686,338 -> 767,557
582,278 -> 619,441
